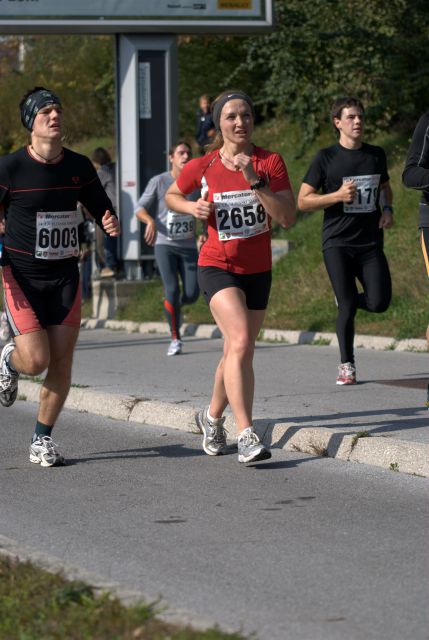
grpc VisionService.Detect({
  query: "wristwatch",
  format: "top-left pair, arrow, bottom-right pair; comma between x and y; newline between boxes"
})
382,205 -> 394,214
250,176 -> 267,190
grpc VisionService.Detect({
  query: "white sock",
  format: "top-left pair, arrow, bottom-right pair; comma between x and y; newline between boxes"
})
238,426 -> 253,440
207,407 -> 221,424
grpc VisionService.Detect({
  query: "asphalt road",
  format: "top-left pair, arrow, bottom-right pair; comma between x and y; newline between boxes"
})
1,401 -> 428,640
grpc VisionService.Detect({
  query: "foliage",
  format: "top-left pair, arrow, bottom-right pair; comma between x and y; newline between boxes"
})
0,35 -> 115,154
227,0 -> 429,153
177,35 -> 251,140
1,1 -> 428,154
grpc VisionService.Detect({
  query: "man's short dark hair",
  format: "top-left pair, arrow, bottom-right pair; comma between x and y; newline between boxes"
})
92,147 -> 112,166
331,97 -> 364,133
169,141 -> 192,156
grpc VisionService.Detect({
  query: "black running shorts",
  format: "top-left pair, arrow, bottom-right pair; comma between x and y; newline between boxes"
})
198,266 -> 272,310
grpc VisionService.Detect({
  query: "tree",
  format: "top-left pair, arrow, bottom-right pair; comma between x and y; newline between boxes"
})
232,0 -> 429,151
177,34 -> 254,140
0,35 -> 115,153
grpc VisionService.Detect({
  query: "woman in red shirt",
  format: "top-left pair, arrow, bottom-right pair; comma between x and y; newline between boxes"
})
166,90 -> 296,464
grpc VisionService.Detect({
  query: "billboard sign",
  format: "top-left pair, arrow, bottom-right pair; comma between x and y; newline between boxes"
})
0,0 -> 274,33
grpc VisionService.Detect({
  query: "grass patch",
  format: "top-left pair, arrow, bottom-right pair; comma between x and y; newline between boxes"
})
351,431 -> 372,447
0,557 -> 246,640
81,298 -> 93,319
310,337 -> 331,346
21,375 -> 45,384
309,442 -> 328,457
258,335 -> 290,344
384,342 -> 397,351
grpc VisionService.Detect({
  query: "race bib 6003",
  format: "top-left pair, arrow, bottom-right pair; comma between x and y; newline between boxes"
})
213,189 -> 268,241
35,211 -> 79,260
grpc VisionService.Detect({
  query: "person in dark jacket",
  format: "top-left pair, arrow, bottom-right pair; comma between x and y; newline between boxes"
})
91,147 -> 120,276
402,111 -> 429,345
195,94 -> 215,155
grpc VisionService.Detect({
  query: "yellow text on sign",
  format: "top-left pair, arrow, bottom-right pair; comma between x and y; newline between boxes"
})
218,0 -> 252,9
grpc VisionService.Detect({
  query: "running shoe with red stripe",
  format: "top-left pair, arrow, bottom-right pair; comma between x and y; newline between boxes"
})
336,362 -> 357,385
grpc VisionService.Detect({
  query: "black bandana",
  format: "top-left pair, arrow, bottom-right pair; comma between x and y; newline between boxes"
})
212,92 -> 255,132
20,89 -> 62,131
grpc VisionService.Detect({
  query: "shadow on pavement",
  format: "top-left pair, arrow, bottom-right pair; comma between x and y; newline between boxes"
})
247,456 -> 320,470
67,443 -> 203,465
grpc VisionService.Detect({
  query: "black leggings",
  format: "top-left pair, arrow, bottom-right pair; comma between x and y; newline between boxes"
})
323,246 -> 392,364
154,244 -> 199,340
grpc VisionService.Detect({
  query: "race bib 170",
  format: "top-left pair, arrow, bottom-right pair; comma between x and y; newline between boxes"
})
343,174 -> 381,213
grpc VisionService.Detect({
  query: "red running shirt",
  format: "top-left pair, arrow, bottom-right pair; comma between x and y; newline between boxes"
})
176,146 -> 291,274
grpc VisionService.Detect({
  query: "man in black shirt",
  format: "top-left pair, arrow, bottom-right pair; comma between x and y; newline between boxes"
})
0,86 -> 120,466
402,111 -> 429,346
298,97 -> 393,385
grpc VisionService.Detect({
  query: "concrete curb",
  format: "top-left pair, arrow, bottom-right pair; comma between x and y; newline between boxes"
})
18,381 -> 429,477
0,534 -> 222,632
80,318 -> 429,353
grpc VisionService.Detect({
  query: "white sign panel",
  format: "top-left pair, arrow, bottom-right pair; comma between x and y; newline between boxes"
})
0,0 -> 273,32
138,62 -> 152,119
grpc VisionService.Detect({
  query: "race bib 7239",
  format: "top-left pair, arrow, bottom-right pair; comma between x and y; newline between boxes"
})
166,210 -> 195,241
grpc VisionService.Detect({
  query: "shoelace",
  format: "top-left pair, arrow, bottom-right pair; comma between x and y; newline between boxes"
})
34,436 -> 59,452
207,420 -> 227,443
341,366 -> 354,376
213,425 -> 227,444
239,431 -> 259,447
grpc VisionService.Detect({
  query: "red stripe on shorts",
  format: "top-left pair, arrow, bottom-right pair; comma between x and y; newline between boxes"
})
2,265 -> 41,334
62,281 -> 82,327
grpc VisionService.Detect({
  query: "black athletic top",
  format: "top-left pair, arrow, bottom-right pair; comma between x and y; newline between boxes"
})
0,146 -> 114,274
303,142 -> 389,250
402,111 -> 429,228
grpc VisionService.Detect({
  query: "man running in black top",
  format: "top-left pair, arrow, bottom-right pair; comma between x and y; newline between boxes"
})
0,87 -> 120,466
402,111 -> 429,346
298,97 -> 393,385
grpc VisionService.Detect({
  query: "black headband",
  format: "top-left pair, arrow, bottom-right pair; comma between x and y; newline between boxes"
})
20,89 -> 62,131
212,92 -> 255,132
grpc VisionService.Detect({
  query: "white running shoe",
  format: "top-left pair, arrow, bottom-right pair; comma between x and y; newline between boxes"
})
238,429 -> 271,464
167,339 -> 182,356
29,436 -> 65,467
195,407 -> 229,455
0,342 -> 19,407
